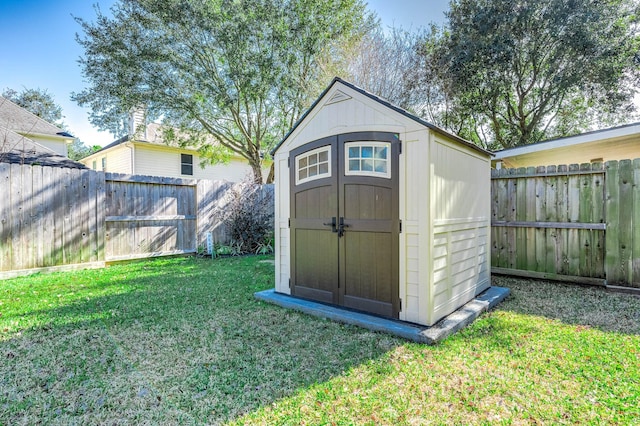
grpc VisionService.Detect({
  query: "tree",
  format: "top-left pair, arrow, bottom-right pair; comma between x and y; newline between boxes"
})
73,0 -> 371,183
345,25 -> 422,110
2,87 -> 64,127
417,0 -> 640,149
67,139 -> 101,160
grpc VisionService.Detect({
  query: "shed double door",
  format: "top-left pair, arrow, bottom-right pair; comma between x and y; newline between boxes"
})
290,132 -> 400,318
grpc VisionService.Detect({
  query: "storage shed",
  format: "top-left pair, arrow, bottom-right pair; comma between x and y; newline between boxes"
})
271,78 -> 492,326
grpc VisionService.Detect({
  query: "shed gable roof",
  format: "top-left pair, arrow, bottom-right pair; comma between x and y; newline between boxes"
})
271,77 -> 492,157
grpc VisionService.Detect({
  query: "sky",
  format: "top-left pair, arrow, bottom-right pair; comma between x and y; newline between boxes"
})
0,0 -> 450,147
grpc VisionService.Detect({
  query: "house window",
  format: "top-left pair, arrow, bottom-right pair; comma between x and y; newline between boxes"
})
345,142 -> 391,178
92,160 -> 97,170
181,154 -> 193,176
101,157 -> 107,171
295,146 -> 331,185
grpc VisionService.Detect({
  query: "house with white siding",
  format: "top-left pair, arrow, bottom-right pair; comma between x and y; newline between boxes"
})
0,96 -> 84,168
80,114 -> 268,182
0,95 -> 75,159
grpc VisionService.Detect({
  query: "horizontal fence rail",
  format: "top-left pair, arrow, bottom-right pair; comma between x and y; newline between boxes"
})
492,221 -> 606,230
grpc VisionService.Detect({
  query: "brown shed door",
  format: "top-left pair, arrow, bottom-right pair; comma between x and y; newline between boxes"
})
290,132 -> 400,318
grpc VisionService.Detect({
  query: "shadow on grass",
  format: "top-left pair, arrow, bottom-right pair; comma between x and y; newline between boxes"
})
492,275 -> 640,336
0,256 -> 403,424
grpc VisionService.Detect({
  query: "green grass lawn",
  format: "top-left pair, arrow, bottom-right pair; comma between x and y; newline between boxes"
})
1,256 -> 639,425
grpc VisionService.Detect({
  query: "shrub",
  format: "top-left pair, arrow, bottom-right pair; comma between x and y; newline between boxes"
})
213,179 -> 274,255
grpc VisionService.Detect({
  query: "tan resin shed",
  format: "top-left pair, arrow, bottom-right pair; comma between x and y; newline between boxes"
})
271,78 -> 492,326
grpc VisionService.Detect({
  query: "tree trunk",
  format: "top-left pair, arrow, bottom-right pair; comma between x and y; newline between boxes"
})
248,155 -> 263,184
266,163 -> 275,184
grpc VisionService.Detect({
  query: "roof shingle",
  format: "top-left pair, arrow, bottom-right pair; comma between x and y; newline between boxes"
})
0,96 -> 71,138
0,128 -> 88,169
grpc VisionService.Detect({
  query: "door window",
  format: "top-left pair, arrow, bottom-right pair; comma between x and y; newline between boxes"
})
345,142 -> 391,178
295,145 -> 331,185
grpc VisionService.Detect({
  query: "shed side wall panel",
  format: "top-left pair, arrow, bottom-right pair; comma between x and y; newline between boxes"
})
402,130 -> 429,324
429,137 -> 491,324
274,155 -> 290,293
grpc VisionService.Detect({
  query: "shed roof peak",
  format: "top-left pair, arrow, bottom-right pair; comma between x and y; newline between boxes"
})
271,77 -> 492,157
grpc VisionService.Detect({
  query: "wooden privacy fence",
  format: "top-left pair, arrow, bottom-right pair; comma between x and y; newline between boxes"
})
491,159 -> 640,290
0,163 -> 104,275
0,163 -> 274,278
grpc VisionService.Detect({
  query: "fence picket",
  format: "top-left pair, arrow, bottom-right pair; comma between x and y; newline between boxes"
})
591,163 -> 605,278
524,167 -> 537,271
515,167 -> 527,270
96,172 -> 106,261
42,164 -> 55,267
496,169 -> 509,267
0,163 -> 11,271
534,166 -> 547,272
86,170 -> 97,262
633,159 -> 640,287
32,165 -> 44,268
491,169 -> 502,266
567,164 -> 580,277
556,165 -> 569,275
544,165 -> 558,274
11,164 -> 23,270
578,163 -> 593,276
605,161 -> 620,283
617,160 -> 633,285
23,165 -> 35,269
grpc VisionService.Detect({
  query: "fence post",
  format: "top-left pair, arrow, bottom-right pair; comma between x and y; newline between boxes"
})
96,171 -> 106,262
544,165 -> 557,275
619,160 -> 633,285
633,159 -> 640,287
605,160 -> 623,285
0,163 -> 10,271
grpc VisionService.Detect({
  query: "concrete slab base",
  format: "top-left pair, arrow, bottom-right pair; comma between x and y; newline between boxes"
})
254,286 -> 510,344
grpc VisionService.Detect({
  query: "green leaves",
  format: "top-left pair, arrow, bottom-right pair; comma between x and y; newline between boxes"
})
2,87 -> 64,127
421,0 -> 640,149
74,0 -> 370,182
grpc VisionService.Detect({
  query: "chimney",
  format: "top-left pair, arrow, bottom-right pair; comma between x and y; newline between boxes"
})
128,107 -> 147,140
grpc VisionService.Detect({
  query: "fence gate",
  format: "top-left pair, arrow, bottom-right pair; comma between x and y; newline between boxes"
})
105,174 -> 197,261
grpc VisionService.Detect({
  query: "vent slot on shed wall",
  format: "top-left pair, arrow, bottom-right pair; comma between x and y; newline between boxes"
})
325,90 -> 352,105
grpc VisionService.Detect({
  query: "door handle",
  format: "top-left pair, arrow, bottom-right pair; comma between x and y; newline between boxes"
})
323,217 -> 337,233
337,217 -> 349,238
